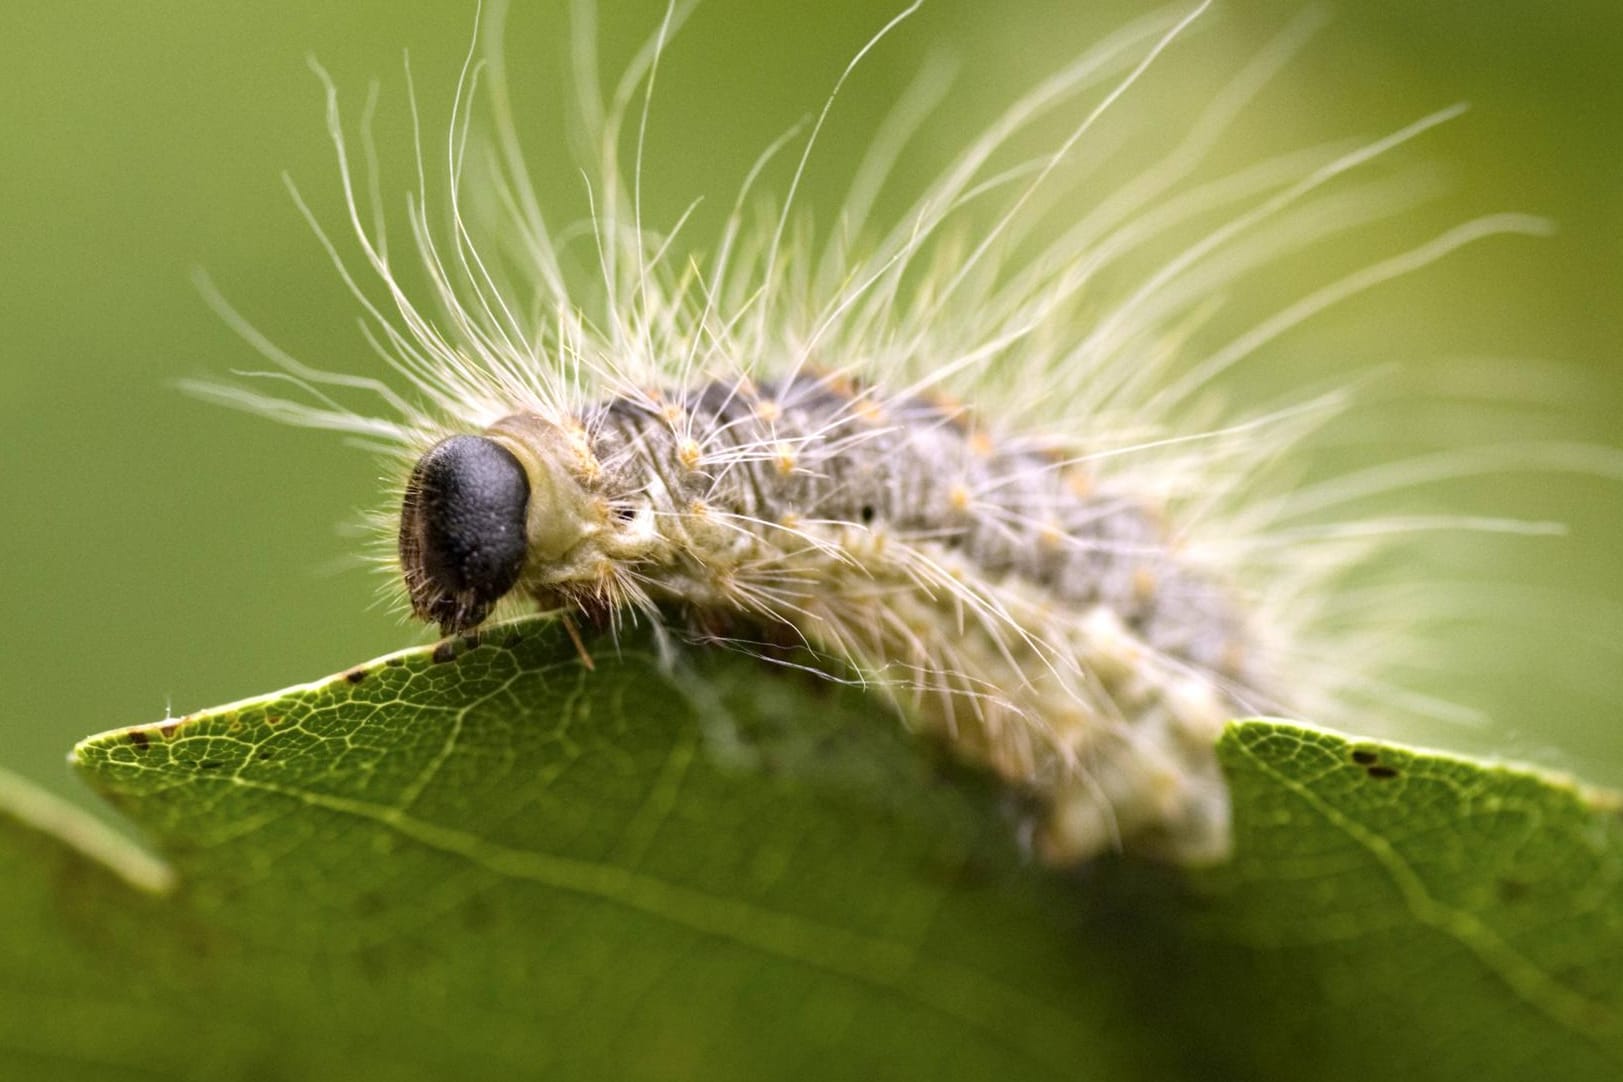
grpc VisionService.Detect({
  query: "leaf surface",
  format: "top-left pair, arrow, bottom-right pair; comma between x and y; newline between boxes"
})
1,618 -> 1618,1080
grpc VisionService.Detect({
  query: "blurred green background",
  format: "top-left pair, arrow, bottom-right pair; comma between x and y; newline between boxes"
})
3,0 -> 1620,816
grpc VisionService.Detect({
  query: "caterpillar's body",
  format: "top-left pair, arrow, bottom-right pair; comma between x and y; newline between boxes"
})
403,372 -> 1252,862
200,2 -> 1552,865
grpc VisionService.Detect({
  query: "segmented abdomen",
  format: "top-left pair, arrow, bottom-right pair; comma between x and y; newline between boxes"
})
580,372 -> 1259,862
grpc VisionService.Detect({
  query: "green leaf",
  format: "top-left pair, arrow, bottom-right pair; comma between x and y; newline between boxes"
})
1189,723 -> 1623,1077
2,618 -> 1620,1080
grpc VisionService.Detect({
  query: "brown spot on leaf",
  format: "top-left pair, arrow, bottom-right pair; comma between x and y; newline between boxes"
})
344,668 -> 368,685
127,730 -> 150,750
1366,764 -> 1399,780
1498,877 -> 1531,902
1351,749 -> 1379,766
461,892 -> 496,932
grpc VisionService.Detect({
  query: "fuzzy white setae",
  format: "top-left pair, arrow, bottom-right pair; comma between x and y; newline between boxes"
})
192,0 -> 1562,865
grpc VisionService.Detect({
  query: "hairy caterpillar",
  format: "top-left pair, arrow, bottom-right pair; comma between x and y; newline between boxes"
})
195,0 -> 1561,865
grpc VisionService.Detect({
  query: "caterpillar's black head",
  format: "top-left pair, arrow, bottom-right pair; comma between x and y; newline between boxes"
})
399,435 -> 531,635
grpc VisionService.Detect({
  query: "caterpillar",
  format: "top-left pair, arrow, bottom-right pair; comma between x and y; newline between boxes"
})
194,0 -> 1557,865
402,369 -> 1251,863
